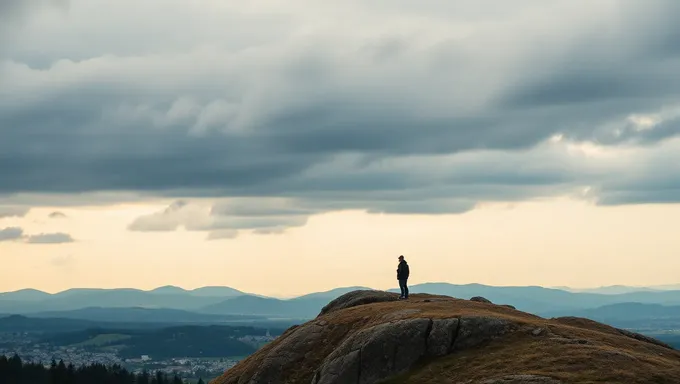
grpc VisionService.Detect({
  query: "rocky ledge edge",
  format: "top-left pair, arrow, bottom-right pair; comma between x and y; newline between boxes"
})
214,290 -> 674,384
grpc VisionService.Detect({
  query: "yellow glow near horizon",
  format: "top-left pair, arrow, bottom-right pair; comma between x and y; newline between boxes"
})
1,198 -> 679,297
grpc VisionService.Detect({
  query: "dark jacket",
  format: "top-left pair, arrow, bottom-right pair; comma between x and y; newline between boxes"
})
397,260 -> 410,280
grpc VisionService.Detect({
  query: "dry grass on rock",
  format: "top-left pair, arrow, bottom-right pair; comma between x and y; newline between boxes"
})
212,293 -> 680,384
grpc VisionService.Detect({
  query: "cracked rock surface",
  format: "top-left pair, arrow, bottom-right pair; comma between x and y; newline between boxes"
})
211,291 -> 680,384
315,318 -> 431,384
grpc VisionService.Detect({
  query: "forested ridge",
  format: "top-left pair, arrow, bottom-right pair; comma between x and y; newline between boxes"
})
0,354 -> 203,384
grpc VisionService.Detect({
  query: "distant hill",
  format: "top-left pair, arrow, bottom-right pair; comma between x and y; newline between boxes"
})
200,295 -> 325,319
559,285 -> 662,295
148,285 -> 188,295
7,283 -> 680,319
543,302 -> 680,331
0,312 -> 303,334
0,315 -> 166,333
556,284 -> 680,294
148,285 -> 247,297
206,284 -> 594,319
292,286 -> 375,301
189,286 -> 245,297
0,286 -> 249,314
29,307 -> 265,323
650,284 -> 680,291
0,289 -> 51,301
547,302 -> 680,320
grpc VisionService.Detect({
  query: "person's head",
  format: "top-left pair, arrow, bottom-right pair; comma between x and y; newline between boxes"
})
398,255 -> 404,262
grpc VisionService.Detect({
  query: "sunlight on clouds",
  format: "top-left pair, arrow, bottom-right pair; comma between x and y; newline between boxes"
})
628,114 -> 660,132
1,198 -> 680,296
2,0 -> 680,296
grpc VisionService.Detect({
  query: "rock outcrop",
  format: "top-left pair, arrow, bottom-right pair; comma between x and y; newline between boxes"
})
319,290 -> 399,316
314,318 -> 431,384
212,291 -> 680,384
470,296 -> 493,304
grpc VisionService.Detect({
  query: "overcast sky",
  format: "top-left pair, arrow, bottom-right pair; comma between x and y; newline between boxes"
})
1,0 -> 680,296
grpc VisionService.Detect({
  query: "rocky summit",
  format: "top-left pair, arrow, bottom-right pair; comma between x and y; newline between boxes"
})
212,290 -> 680,384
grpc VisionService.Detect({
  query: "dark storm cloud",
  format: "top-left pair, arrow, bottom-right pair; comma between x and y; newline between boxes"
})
2,0 -> 680,215
0,0 -> 23,19
0,0 -> 68,26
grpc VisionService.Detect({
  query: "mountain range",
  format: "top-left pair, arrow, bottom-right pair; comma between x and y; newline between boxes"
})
0,285 -> 247,314
554,284 -> 680,295
5,283 -> 680,325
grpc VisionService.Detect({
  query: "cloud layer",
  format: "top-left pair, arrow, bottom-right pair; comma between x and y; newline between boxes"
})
0,227 -> 75,244
2,0 -> 680,226
0,206 -> 29,218
128,199 -> 310,238
25,233 -> 74,244
0,227 -> 24,242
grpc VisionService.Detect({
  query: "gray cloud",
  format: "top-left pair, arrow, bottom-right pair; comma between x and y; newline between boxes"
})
210,199 -> 316,217
207,230 -> 239,241
48,211 -> 67,219
25,233 -> 75,244
2,0 -> 680,215
0,206 -> 30,218
129,199 -> 311,238
0,227 -> 24,242
26,233 -> 75,244
0,226 -> 75,244
0,0 -> 69,42
127,200 -> 210,232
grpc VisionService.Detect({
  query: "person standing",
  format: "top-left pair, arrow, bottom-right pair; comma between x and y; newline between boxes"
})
397,255 -> 410,300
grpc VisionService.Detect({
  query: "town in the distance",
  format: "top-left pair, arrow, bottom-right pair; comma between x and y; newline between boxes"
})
2,282 -> 680,383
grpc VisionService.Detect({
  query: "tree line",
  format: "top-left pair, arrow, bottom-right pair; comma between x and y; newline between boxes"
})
0,354 -> 206,384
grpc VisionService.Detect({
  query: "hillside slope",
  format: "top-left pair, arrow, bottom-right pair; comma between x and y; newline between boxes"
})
212,290 -> 680,384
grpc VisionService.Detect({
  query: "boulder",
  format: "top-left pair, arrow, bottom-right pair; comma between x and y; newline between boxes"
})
426,318 -> 459,357
470,296 -> 493,304
453,316 -> 516,350
315,318 -> 431,384
319,290 -> 399,317
238,323 -> 328,384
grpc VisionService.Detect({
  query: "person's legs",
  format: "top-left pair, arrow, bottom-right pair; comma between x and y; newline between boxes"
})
398,280 -> 406,298
403,279 -> 409,299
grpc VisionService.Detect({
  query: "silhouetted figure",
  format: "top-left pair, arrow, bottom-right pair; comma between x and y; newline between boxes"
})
397,255 -> 410,299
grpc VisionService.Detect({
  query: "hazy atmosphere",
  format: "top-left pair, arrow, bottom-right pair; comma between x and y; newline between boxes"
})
3,0 -> 680,296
